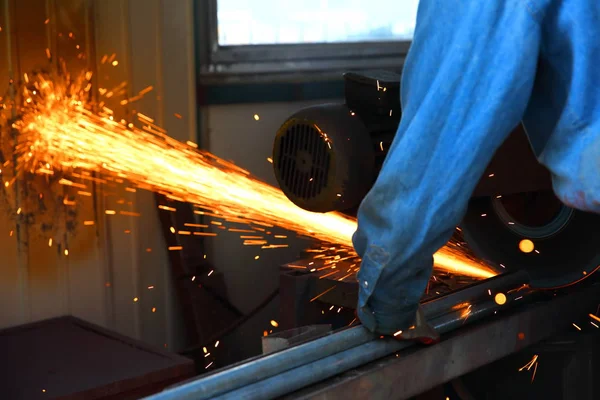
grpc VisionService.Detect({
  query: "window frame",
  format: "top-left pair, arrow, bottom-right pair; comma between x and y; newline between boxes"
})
196,0 -> 412,83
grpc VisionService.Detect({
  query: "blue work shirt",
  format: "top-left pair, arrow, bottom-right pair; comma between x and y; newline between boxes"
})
354,0 -> 600,335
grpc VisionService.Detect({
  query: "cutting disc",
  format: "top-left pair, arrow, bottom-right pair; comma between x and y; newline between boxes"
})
461,190 -> 600,289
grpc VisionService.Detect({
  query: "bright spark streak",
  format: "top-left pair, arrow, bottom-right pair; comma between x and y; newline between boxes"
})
519,354 -> 538,371
11,71 -> 495,279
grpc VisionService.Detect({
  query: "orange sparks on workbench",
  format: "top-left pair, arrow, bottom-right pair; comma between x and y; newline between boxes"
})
589,314 -> 600,328
460,304 -> 473,320
519,354 -> 539,383
310,285 -> 337,302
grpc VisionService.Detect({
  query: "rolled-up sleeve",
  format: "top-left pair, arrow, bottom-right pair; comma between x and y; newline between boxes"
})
354,0 -> 542,335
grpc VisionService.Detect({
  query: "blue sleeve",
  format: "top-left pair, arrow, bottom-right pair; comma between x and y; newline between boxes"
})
522,0 -> 600,213
354,0 -> 542,335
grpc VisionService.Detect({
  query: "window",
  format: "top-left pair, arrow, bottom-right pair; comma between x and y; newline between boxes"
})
216,0 -> 420,46
196,0 -> 420,82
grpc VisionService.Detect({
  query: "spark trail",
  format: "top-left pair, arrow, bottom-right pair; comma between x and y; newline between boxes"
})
7,70 -> 495,279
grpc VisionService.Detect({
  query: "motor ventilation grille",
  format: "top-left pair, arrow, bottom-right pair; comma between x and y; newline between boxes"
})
274,122 -> 331,201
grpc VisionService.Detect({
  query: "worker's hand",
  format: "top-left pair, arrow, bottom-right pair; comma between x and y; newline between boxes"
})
353,305 -> 439,344
393,306 -> 439,345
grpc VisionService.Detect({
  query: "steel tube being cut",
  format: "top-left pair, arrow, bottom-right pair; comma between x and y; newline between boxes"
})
143,272 -> 529,400
212,286 -> 537,400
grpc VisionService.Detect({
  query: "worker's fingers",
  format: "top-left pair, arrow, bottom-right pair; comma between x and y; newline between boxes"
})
396,325 -> 439,344
354,306 -> 439,344
395,306 -> 440,345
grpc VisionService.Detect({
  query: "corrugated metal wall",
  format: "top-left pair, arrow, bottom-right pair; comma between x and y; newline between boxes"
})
0,0 -> 196,351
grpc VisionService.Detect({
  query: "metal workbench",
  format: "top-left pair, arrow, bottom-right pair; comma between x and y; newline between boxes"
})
286,280 -> 600,399
145,272 -> 600,400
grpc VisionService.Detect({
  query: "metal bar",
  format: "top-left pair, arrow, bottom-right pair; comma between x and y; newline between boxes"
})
150,325 -> 374,400
211,41 -> 412,64
419,271 -> 527,319
212,286 -> 537,400
311,267 -> 526,314
197,57 -> 406,84
144,272 -> 528,400
290,282 -> 600,400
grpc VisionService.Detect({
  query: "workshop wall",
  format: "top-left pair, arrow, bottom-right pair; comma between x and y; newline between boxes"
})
204,100 -> 333,314
200,101 -> 337,360
0,0 -> 195,352
0,0 -> 342,363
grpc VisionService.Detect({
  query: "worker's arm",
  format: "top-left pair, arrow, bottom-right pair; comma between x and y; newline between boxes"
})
521,1 -> 600,214
354,0 -> 543,335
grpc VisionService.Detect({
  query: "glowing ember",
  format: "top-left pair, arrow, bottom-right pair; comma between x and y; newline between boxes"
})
494,293 -> 507,305
518,239 -> 535,254
7,69 -> 495,279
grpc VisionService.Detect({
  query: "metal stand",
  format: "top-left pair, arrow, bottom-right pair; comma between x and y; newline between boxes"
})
452,329 -> 600,400
286,282 -> 600,400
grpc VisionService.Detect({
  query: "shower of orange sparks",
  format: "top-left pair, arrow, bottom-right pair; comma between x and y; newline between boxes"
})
7,69 -> 496,279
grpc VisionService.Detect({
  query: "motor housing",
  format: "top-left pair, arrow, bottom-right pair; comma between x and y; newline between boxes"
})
273,71 -> 401,213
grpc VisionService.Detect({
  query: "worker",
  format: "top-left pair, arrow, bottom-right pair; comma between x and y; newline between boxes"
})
353,0 -> 600,342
